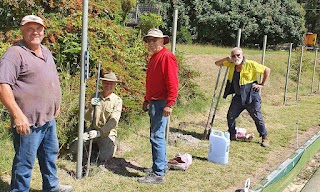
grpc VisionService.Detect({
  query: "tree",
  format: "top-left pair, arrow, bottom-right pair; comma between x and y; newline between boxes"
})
301,0 -> 320,35
140,0 -> 306,46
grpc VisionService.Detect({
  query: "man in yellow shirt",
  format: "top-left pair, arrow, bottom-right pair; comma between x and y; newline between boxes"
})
215,47 -> 271,147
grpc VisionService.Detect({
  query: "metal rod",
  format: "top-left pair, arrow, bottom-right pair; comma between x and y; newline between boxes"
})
171,9 -> 178,55
165,115 -> 170,143
283,43 -> 293,106
296,46 -> 303,101
204,66 -> 222,138
237,29 -> 241,47
311,48 -> 318,94
76,0 -> 88,180
296,122 -> 299,148
207,67 -> 229,138
85,61 -> 101,177
260,35 -> 267,95
166,9 -> 178,143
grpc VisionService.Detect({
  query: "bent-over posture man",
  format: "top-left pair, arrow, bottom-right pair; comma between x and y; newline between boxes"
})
215,47 -> 271,147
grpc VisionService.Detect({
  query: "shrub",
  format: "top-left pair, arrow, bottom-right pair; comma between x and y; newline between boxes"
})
138,12 -> 164,35
177,26 -> 193,44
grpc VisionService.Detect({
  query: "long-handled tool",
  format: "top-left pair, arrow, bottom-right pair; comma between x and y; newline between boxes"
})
85,61 -> 101,177
165,115 -> 170,143
203,66 -> 222,139
203,66 -> 229,139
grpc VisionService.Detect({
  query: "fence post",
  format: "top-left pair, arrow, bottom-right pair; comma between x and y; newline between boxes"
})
260,35 -> 267,95
311,48 -> 318,94
296,46 -> 303,101
284,43 -> 293,106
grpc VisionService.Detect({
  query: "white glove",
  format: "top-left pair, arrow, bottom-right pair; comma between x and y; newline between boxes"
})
83,130 -> 101,141
91,97 -> 100,106
83,132 -> 90,141
89,130 -> 101,139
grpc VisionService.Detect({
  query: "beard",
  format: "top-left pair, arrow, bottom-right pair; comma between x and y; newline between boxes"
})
234,59 -> 242,65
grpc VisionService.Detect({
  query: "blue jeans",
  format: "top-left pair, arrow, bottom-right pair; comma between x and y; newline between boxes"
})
227,94 -> 267,137
11,119 -> 59,192
149,100 -> 168,176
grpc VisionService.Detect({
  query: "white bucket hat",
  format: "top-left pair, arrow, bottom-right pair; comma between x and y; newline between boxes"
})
143,28 -> 170,45
100,72 -> 119,82
21,15 -> 45,27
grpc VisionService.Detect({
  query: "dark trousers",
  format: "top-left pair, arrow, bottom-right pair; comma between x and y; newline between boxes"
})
227,94 -> 267,137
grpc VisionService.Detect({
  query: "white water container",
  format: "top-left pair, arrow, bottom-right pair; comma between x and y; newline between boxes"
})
208,129 -> 230,165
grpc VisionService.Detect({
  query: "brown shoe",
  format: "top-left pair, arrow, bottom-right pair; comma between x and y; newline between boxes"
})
261,135 -> 269,147
230,134 -> 237,141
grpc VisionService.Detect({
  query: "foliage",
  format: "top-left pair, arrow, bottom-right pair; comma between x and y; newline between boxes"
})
299,0 -> 320,36
139,0 -> 306,47
176,26 -> 193,44
289,47 -> 312,82
120,0 -> 137,24
0,0 -> 201,150
175,51 -> 203,105
137,12 -> 164,35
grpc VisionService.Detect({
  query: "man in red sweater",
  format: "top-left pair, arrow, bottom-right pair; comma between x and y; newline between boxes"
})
138,28 -> 179,184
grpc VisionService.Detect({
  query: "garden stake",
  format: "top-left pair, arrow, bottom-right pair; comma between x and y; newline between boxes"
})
85,61 -> 101,177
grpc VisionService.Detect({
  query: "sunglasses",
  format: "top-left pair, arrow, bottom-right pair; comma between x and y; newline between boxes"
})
231,53 -> 241,58
145,38 -> 159,43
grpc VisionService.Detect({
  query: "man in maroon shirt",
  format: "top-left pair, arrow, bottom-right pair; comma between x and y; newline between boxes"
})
0,15 -> 72,191
138,28 -> 179,184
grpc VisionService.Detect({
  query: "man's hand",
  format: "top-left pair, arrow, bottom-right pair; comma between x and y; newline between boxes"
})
227,56 -> 233,63
91,97 -> 100,106
252,83 -> 264,92
83,130 -> 101,141
142,101 -> 149,112
14,114 -> 30,135
163,106 -> 173,117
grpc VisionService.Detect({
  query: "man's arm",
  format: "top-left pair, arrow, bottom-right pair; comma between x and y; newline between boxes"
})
252,66 -> 271,91
215,56 -> 232,66
96,97 -> 122,137
260,67 -> 271,86
0,83 -> 30,135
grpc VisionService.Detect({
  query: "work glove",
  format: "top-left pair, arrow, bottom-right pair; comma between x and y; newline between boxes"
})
91,97 -> 100,106
83,130 -> 101,141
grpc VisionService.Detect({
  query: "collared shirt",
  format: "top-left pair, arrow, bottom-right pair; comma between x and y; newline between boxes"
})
85,92 -> 122,137
144,47 -> 179,106
223,58 -> 266,85
222,58 -> 266,104
0,40 -> 61,126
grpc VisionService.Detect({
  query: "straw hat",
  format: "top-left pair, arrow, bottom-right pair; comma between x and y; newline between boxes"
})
100,72 -> 119,82
21,15 -> 45,27
143,28 -> 170,45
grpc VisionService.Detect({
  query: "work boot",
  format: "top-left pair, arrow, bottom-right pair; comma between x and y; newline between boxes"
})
138,173 -> 165,184
230,134 -> 237,141
261,135 -> 269,147
58,184 -> 73,192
